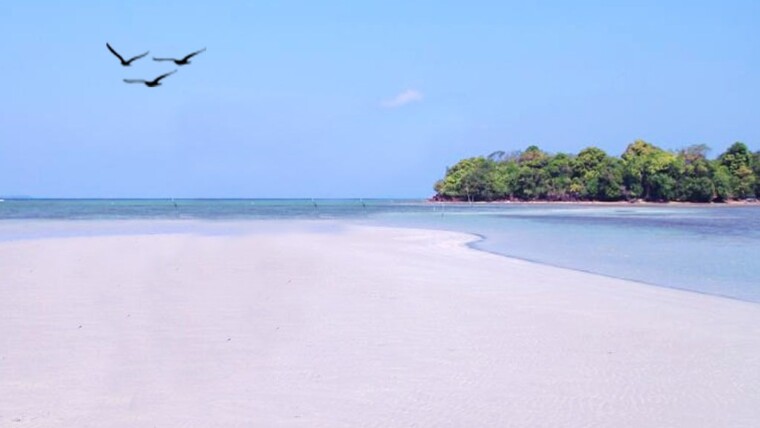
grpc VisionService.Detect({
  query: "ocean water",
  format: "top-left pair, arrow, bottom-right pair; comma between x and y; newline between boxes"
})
1,199 -> 759,303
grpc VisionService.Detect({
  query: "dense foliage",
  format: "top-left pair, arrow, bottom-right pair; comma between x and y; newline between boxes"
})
434,141 -> 759,203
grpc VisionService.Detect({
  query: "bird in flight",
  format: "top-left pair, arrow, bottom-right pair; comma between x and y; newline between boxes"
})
153,48 -> 206,66
106,43 -> 149,66
123,70 -> 177,87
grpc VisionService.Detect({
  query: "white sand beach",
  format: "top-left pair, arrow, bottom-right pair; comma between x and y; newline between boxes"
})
1,223 -> 759,427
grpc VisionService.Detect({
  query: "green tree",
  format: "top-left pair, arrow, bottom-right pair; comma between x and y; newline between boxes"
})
648,173 -> 677,201
514,146 -> 550,200
680,176 -> 715,202
545,153 -> 574,200
621,140 -> 656,199
712,164 -> 733,201
718,142 -> 756,199
596,158 -> 625,201
433,141 -> 757,203
435,157 -> 483,199
572,147 -> 623,200
434,157 -> 501,201
572,147 -> 604,200
674,144 -> 714,202
491,161 -> 519,199
621,140 -> 676,201
719,142 -> 752,172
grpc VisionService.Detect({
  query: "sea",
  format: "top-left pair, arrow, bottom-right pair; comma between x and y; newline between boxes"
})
1,198 -> 759,303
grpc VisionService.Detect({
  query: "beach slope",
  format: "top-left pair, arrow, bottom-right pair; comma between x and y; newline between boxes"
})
1,224 -> 759,427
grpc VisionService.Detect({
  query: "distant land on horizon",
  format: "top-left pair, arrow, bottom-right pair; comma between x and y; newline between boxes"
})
434,140 -> 760,204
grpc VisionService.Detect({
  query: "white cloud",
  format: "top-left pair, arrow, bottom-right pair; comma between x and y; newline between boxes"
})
382,89 -> 423,108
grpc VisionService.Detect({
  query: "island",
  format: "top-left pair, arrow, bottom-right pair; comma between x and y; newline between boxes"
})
433,140 -> 760,203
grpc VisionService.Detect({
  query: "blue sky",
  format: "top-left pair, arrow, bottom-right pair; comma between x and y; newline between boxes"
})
1,1 -> 758,198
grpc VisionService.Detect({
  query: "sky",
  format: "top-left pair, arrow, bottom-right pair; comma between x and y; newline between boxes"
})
1,0 -> 758,198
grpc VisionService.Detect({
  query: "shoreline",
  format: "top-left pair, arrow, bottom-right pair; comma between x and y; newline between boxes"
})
1,221 -> 754,306
1,218 -> 758,306
426,198 -> 760,207
461,232 -> 759,306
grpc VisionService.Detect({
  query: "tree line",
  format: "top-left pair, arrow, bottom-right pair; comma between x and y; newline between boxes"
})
433,141 -> 760,203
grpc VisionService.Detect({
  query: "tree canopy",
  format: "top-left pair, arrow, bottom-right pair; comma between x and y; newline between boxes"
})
434,141 -> 759,203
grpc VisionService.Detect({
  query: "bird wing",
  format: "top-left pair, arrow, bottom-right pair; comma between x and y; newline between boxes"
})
183,47 -> 206,61
154,70 -> 177,82
127,51 -> 149,63
123,79 -> 147,84
152,57 -> 176,62
106,43 -> 125,62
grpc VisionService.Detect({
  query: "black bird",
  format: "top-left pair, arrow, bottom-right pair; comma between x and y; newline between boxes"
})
123,70 -> 177,87
106,43 -> 149,66
153,48 -> 206,66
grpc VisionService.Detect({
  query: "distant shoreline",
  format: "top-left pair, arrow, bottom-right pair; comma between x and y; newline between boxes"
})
426,198 -> 760,207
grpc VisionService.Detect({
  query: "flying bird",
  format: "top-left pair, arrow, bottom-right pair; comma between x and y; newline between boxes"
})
153,48 -> 206,66
123,70 -> 177,87
106,43 -> 149,66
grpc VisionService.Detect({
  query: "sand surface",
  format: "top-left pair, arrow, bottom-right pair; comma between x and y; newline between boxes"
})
1,223 -> 759,427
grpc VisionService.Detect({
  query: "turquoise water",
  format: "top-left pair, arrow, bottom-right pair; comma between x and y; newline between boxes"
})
1,199 -> 759,303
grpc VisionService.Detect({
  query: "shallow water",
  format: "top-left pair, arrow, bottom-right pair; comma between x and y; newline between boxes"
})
2,199 -> 759,303
371,204 -> 760,302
